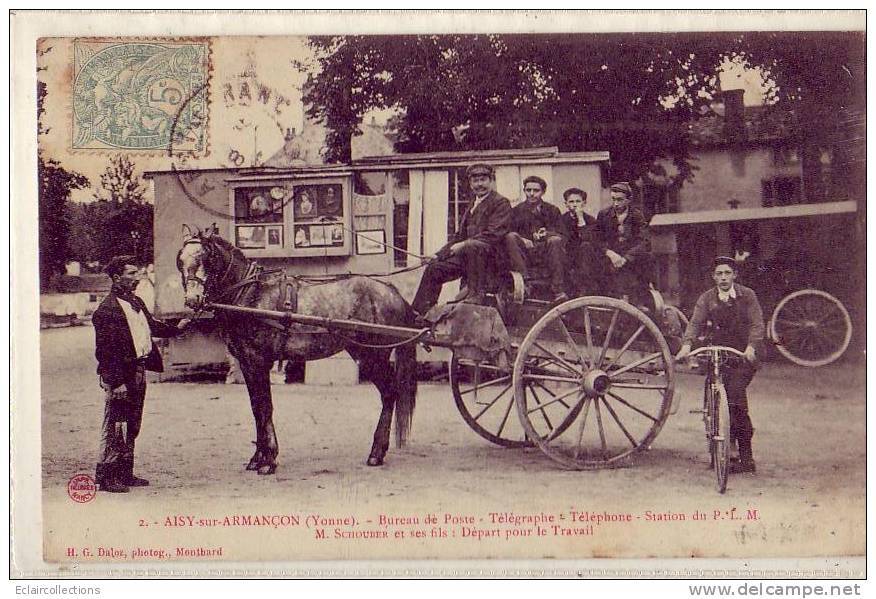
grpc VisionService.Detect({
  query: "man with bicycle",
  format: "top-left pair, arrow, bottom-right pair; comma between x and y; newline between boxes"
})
676,256 -> 765,474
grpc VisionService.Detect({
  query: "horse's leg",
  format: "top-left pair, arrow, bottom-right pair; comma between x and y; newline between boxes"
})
355,351 -> 395,466
238,350 -> 279,475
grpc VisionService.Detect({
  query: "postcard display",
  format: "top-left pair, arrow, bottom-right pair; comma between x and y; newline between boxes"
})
230,178 -> 352,258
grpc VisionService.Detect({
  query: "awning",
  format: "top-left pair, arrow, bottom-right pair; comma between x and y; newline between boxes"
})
649,201 -> 858,227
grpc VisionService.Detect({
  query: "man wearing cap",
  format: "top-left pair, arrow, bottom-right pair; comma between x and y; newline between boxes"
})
505,175 -> 568,302
411,163 -> 512,315
92,255 -> 188,493
595,182 -> 652,302
676,256 -> 765,474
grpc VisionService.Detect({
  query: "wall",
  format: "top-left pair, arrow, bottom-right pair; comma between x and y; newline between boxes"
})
673,147 -> 801,213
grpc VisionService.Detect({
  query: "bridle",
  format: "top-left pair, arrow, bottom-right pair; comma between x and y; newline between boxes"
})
177,235 -> 260,306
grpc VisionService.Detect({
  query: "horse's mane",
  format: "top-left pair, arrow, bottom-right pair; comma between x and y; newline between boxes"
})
202,231 -> 248,267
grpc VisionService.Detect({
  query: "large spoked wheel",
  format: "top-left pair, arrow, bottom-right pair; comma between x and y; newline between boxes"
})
513,296 -> 675,470
710,382 -> 731,494
451,354 -> 531,448
770,289 -> 852,367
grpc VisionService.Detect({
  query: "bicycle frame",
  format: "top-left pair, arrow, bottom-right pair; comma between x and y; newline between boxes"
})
685,345 -> 746,493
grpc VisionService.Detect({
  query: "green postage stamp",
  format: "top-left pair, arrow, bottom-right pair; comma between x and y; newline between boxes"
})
71,38 -> 210,152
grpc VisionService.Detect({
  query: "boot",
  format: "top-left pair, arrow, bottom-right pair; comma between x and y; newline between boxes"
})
120,457 -> 150,487
730,437 -> 756,474
95,463 -> 129,493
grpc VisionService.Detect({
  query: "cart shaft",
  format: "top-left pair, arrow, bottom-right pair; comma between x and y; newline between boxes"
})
209,302 -> 438,343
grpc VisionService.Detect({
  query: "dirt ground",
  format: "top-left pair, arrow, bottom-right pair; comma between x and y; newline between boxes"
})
35,325 -> 866,570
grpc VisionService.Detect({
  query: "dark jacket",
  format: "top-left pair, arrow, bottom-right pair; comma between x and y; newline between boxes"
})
439,189 -> 511,257
561,210 -> 599,247
93,293 -> 182,389
510,200 -> 564,240
595,206 -> 651,263
682,284 -> 766,350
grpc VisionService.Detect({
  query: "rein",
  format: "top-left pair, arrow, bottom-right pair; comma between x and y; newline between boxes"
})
180,234 -> 429,349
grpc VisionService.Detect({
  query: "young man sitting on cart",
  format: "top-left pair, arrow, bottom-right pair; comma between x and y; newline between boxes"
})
504,175 -> 569,303
560,187 -> 601,297
595,181 -> 653,306
411,163 -> 512,318
675,256 -> 765,474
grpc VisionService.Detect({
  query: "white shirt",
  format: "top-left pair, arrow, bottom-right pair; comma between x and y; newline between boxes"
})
717,285 -> 738,303
470,194 -> 488,214
118,297 -> 153,359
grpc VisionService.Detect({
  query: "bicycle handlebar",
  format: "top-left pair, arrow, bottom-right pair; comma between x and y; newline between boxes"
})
685,345 -> 747,359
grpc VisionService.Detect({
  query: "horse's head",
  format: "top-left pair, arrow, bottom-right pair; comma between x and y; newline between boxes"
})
177,223 -> 229,310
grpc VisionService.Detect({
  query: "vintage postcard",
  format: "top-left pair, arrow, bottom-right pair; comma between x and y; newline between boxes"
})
11,11 -> 867,578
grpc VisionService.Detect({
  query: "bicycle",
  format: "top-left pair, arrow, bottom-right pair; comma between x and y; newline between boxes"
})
685,345 -> 747,494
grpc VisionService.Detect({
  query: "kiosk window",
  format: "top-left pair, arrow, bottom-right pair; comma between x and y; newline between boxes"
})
291,183 -> 345,249
233,185 -> 287,249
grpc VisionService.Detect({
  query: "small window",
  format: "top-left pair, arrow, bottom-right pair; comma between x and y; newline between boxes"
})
448,167 -> 472,237
390,170 -> 410,267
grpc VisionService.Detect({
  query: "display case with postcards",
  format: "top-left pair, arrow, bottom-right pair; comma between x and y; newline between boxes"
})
228,178 -> 352,257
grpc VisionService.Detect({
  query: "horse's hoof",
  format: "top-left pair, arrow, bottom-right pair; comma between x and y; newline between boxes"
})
257,464 -> 276,475
245,462 -> 259,471
366,456 -> 384,467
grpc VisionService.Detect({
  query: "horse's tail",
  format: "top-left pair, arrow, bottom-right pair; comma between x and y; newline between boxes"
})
393,340 -> 417,448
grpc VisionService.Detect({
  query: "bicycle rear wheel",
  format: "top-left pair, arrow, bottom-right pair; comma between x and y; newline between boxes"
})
712,382 -> 731,494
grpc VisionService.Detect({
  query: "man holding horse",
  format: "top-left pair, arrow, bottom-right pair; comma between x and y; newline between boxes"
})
93,255 -> 188,493
411,163 -> 512,317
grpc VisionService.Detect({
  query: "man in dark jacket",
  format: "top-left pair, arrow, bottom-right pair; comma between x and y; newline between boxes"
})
505,176 -> 568,302
595,182 -> 652,303
411,164 -> 512,315
561,187 -> 601,296
676,256 -> 765,474
93,256 -> 186,493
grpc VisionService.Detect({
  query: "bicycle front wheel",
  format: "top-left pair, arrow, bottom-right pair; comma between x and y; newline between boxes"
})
712,382 -> 731,494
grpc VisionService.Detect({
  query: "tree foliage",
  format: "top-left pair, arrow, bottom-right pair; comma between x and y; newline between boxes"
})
300,32 -> 863,188
88,155 -> 154,265
38,156 -> 89,290
38,68 -> 90,290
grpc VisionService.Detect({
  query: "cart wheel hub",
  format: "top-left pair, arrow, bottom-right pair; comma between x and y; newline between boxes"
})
582,370 -> 611,396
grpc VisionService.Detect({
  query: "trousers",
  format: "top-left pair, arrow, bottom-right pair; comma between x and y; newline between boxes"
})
504,232 -> 566,294
722,360 -> 757,443
97,363 -> 147,467
411,240 -> 492,315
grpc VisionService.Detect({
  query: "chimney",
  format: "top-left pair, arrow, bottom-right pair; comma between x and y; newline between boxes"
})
722,89 -> 746,142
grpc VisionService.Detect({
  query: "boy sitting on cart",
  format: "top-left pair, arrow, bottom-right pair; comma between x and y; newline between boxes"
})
593,181 -> 653,306
504,175 -> 569,303
675,256 -> 765,474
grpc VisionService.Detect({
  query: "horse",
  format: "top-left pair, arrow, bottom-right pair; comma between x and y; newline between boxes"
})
175,225 -> 418,474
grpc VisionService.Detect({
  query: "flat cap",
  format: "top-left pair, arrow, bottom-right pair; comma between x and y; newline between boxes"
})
713,256 -> 739,270
610,182 -> 633,197
465,163 -> 495,178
